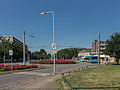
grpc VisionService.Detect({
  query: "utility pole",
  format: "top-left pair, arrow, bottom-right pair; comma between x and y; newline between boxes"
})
23,31 -> 26,65
3,43 -> 5,64
98,32 -> 100,66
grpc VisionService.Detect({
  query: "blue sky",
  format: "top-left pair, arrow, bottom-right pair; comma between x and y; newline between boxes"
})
0,0 -> 120,52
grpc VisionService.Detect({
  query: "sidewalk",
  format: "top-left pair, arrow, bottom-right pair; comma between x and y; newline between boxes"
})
0,74 -> 60,90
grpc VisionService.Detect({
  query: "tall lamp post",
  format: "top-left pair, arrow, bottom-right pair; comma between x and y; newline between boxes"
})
40,11 -> 56,74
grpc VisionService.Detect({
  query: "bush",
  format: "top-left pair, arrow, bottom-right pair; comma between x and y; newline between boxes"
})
0,64 -> 38,71
30,60 -> 44,64
30,59 -> 76,64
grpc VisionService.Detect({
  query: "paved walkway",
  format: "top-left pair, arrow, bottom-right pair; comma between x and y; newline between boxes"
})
1,74 -> 60,90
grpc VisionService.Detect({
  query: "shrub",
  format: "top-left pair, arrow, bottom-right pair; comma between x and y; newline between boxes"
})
30,59 -> 76,64
0,64 -> 38,71
30,60 -> 44,64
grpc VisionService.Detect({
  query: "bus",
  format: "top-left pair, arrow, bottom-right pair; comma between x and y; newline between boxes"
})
84,56 -> 98,63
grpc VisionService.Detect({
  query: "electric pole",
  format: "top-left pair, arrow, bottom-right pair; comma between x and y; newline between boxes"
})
98,32 -> 100,66
23,31 -> 26,65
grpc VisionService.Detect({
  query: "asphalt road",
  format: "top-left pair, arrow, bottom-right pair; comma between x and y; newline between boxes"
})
0,62 -> 97,87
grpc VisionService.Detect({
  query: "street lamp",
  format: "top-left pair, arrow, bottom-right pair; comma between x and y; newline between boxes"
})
40,11 -> 56,74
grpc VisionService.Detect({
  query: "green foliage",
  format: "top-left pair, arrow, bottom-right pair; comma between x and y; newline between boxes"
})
57,48 -> 89,59
0,37 -> 12,61
12,43 -> 23,60
58,65 -> 120,89
0,37 -> 23,61
32,49 -> 48,60
47,53 -> 51,59
31,51 -> 40,60
56,77 -> 69,90
30,60 -> 44,64
39,49 -> 47,59
104,32 -> 120,64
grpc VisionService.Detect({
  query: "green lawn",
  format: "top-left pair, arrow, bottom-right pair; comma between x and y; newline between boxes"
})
57,65 -> 120,89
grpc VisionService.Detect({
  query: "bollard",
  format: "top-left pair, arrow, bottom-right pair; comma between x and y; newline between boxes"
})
61,73 -> 64,77
64,79 -> 66,83
69,71 -> 70,75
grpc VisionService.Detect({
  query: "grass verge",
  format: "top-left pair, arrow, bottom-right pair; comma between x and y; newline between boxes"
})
57,65 -> 120,89
0,66 -> 49,75
56,77 -> 70,90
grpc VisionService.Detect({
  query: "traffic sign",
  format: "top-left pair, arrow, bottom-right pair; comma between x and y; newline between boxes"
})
9,50 -> 13,56
52,50 -> 56,54
52,43 -> 56,50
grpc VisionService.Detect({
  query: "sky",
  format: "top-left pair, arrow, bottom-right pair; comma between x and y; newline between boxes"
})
0,0 -> 120,53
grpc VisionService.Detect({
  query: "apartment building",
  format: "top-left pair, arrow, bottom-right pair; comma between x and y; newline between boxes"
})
1,36 -> 28,49
92,40 -> 106,55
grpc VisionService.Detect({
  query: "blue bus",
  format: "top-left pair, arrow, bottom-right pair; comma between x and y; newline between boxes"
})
84,56 -> 98,63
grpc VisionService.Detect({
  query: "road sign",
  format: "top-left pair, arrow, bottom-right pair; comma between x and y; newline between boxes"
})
52,43 -> 56,50
52,50 -> 56,54
9,50 -> 13,56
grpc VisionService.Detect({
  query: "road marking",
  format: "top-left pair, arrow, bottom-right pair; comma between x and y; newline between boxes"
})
13,72 -> 50,76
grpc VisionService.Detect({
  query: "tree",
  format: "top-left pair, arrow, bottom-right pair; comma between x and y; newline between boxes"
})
57,48 -> 89,60
104,32 -> 120,64
32,51 -> 39,60
39,49 -> 47,60
12,43 -> 23,60
0,37 -> 23,61
47,53 -> 51,59
0,37 -> 13,62
0,37 -> 4,61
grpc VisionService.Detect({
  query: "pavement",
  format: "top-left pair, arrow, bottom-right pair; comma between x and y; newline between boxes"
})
0,62 -> 97,90
1,74 -> 59,90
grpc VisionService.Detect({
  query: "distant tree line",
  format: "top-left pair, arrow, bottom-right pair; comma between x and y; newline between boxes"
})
31,49 -> 51,60
0,36 -> 90,62
31,48 -> 89,60
57,48 -> 89,60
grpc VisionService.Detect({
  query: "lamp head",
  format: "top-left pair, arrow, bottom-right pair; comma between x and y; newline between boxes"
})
40,12 -> 46,15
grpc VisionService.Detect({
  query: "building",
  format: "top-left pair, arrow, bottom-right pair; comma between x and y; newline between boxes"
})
1,36 -> 28,49
78,50 -> 91,58
92,40 -> 106,55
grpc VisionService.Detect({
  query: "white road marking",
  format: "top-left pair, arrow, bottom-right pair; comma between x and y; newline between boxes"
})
13,72 -> 50,76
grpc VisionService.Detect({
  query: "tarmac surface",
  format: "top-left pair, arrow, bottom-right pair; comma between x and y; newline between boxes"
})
0,62 -> 97,90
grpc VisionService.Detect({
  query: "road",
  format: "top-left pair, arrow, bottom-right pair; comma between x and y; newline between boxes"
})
0,62 -> 97,87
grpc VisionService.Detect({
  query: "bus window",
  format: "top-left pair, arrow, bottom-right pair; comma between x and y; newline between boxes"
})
84,58 -> 90,60
92,57 -> 98,60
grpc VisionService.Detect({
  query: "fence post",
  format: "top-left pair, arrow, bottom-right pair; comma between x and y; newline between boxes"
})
64,79 -> 66,83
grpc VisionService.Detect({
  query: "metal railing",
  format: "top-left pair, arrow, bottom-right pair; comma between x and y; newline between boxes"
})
61,65 -> 120,90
